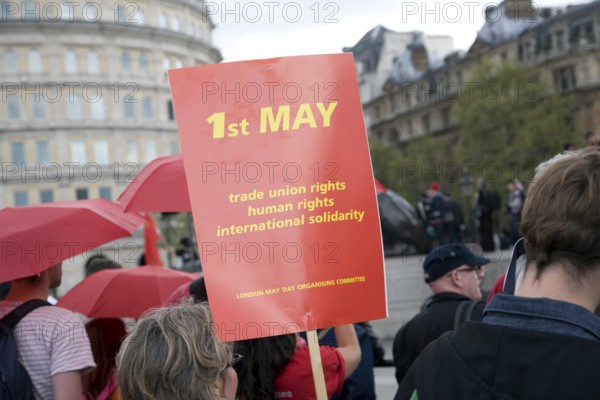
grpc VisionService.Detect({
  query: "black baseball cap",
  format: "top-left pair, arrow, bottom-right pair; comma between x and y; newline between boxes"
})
423,243 -> 490,283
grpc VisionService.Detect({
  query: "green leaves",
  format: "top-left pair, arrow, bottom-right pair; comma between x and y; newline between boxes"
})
370,62 -> 578,204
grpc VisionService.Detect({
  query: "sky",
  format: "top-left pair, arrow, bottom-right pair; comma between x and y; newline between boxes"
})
210,0 -> 578,62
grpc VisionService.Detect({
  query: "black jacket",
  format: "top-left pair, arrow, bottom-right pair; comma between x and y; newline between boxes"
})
392,293 -> 484,384
394,321 -> 600,400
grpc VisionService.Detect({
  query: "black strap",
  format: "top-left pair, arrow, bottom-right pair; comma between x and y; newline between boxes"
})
453,301 -> 478,330
0,299 -> 51,329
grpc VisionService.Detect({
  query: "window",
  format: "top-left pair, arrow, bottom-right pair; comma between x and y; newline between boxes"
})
22,1 -> 36,22
94,140 -> 109,164
14,191 -> 28,206
582,61 -> 590,82
6,95 -> 22,120
408,120 -> 414,137
142,96 -> 153,119
27,49 -> 42,73
556,30 -> 565,52
389,94 -> 395,112
115,4 -> 125,22
121,51 -> 130,74
422,114 -> 431,134
135,9 -> 144,24
31,99 -> 47,120
124,101 -> 135,119
390,129 -> 400,144
554,66 -> 576,92
1,2 -> 18,19
158,12 -> 167,28
65,49 -> 78,73
36,141 -> 50,164
60,3 -> 74,20
172,16 -> 180,31
525,41 -> 533,61
126,140 -> 138,162
76,188 -> 89,200
163,57 -> 170,72
88,50 -> 100,74
441,107 -> 451,128
71,140 -> 87,164
139,54 -> 149,76
91,97 -> 106,120
145,140 -> 156,162
67,94 -> 84,120
456,71 -> 463,86
170,141 -> 179,154
4,49 -> 17,74
40,190 -> 53,203
167,100 -> 175,120
173,59 -> 182,69
11,142 -> 25,164
99,187 -> 112,200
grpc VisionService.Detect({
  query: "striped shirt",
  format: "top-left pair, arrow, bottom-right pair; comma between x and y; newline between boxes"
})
0,301 -> 96,400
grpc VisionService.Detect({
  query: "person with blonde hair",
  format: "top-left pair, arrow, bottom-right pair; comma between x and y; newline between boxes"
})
116,302 -> 238,400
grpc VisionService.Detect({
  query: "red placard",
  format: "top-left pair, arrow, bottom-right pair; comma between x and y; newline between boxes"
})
169,54 -> 386,341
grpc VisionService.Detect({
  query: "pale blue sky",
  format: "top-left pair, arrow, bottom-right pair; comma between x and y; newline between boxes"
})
211,0 -> 577,62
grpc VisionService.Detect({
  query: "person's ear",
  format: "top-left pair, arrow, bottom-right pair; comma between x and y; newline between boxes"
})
450,270 -> 463,288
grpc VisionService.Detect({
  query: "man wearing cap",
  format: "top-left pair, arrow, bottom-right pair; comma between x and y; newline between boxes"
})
392,243 -> 489,384
394,148 -> 600,400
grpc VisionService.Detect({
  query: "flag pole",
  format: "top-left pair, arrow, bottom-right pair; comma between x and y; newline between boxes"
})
307,329 -> 328,400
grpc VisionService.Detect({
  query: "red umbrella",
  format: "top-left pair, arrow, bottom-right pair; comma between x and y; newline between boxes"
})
374,178 -> 387,193
143,213 -> 162,266
57,266 -> 197,318
119,153 -> 387,212
0,199 -> 144,282
118,153 -> 191,212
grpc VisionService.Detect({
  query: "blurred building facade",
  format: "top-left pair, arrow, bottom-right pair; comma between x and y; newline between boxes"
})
0,0 -> 221,207
343,26 -> 454,132
355,0 -> 600,144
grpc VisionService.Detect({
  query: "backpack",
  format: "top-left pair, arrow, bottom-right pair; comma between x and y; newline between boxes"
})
453,300 -> 481,329
0,299 -> 51,400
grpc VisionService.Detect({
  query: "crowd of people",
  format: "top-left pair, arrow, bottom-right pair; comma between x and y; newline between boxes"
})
420,178 -> 524,253
2,146 -> 600,399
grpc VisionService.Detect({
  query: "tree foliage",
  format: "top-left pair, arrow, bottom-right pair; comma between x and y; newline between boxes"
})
456,62 -> 577,191
370,62 -> 578,206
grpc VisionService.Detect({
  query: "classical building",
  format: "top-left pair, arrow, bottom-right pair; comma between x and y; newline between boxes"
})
343,26 -> 454,130
0,0 -> 221,207
359,0 -> 600,145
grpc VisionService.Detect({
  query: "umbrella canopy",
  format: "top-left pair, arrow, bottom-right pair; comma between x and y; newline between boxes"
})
57,266 -> 196,318
0,199 -> 144,282
119,153 -> 387,212
374,179 -> 387,193
118,153 -> 191,212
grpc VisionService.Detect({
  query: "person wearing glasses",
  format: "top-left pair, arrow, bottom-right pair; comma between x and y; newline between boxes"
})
116,301 -> 238,400
392,243 -> 489,384
395,148 -> 600,400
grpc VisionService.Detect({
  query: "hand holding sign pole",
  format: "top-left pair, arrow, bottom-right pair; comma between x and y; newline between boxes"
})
169,54 -> 387,399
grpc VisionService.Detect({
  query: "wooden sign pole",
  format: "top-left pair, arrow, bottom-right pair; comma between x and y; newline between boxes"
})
307,329 -> 328,400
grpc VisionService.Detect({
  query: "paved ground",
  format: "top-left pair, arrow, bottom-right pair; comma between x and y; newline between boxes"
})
375,362 -> 397,399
